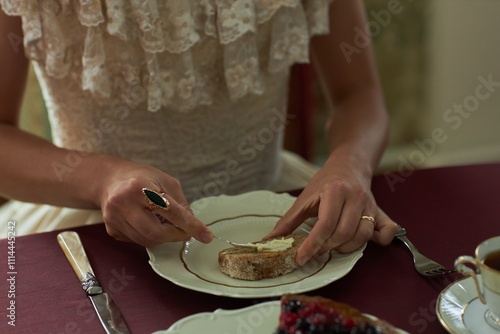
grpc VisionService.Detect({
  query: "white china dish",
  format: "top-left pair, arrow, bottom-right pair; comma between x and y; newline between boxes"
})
147,190 -> 365,298
153,301 -> 410,334
437,275 -> 500,333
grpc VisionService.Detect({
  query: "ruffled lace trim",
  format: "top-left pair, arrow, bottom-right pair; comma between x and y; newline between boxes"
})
1,0 -> 333,112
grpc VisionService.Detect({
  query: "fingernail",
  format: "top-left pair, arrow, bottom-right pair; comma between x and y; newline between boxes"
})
200,232 -> 213,243
297,254 -> 311,266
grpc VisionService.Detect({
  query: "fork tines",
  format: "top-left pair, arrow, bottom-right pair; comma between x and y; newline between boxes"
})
423,267 -> 455,276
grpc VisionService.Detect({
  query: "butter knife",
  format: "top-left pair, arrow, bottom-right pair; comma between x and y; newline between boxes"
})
57,231 -> 131,334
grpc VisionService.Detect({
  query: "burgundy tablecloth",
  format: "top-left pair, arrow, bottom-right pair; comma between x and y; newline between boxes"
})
1,163 -> 500,334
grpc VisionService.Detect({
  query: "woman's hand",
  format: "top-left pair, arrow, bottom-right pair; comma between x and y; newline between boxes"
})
98,158 -> 213,248
267,0 -> 398,266
267,157 -> 397,266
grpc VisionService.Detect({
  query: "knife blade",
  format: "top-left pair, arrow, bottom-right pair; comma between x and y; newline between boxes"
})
57,231 -> 131,334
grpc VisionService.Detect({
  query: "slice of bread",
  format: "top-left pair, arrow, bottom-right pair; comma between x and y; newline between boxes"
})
218,234 -> 307,281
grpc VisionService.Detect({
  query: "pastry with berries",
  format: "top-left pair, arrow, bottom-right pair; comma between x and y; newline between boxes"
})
274,294 -> 399,334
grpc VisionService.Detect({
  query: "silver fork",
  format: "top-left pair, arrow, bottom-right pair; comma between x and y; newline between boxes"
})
394,224 -> 455,277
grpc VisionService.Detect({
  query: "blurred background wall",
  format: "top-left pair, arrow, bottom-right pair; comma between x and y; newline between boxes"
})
370,0 -> 500,171
19,0 -> 500,172
418,0 -> 500,168
20,67 -> 50,139
315,0 -> 500,172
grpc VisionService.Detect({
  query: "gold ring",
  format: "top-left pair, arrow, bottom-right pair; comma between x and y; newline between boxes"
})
361,215 -> 376,224
142,188 -> 170,212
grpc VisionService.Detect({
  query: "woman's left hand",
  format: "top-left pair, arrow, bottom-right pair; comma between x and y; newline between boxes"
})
266,159 -> 398,266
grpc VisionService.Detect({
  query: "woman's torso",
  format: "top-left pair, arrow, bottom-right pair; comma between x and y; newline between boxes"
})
2,0 -> 332,202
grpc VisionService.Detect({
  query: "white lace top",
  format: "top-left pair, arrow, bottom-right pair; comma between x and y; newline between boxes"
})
1,0 -> 332,202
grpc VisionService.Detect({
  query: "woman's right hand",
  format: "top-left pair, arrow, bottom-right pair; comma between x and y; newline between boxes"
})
98,158 -> 214,248
0,12 -> 204,248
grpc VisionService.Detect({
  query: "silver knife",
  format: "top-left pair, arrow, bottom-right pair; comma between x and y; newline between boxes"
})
57,231 -> 131,334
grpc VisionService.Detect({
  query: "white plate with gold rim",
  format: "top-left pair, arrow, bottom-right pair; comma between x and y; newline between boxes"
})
153,301 -> 410,334
146,191 -> 365,298
437,275 -> 500,333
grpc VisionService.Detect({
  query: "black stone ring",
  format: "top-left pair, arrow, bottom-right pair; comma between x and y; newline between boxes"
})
142,188 -> 170,212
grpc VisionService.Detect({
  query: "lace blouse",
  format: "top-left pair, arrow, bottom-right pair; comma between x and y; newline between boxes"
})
1,0 -> 332,202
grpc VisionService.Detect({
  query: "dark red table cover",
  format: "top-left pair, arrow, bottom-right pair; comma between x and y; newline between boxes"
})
1,163 -> 500,334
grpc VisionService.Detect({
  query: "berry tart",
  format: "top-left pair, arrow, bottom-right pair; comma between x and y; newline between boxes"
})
274,294 -> 399,334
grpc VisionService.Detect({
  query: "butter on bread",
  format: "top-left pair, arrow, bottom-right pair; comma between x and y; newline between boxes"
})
218,234 -> 307,281
239,236 -> 295,252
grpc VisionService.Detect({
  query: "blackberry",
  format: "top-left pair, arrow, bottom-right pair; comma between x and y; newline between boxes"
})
284,300 -> 303,313
362,325 -> 382,334
333,324 -> 349,334
296,318 -> 312,331
348,324 -> 382,334
308,324 -> 326,334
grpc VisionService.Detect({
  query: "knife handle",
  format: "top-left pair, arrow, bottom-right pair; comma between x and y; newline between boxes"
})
57,231 -> 95,282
